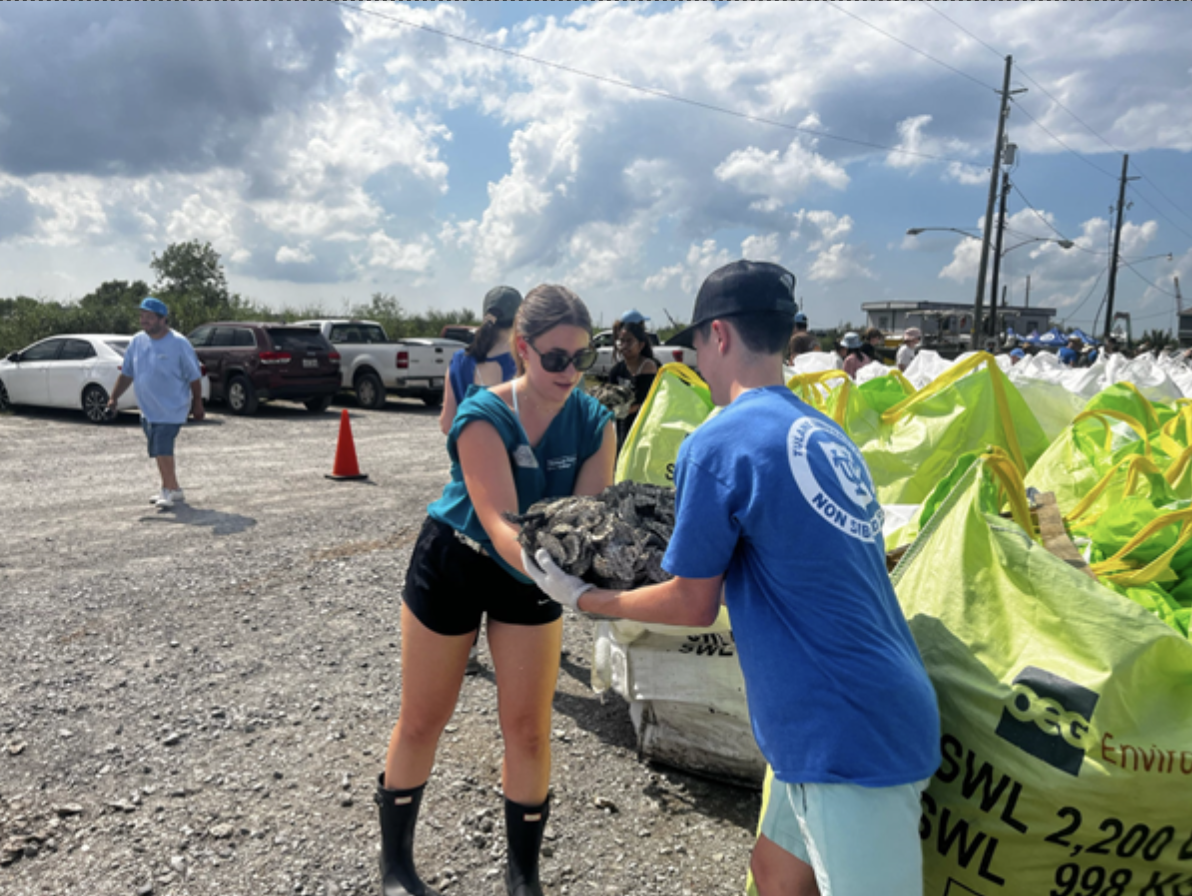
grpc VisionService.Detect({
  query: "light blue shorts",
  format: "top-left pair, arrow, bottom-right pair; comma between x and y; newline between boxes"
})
759,777 -> 928,896
141,420 -> 182,458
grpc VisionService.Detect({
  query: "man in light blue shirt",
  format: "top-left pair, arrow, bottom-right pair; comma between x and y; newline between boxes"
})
108,297 -> 204,509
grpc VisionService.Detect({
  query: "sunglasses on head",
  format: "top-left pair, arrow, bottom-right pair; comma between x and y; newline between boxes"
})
528,341 -> 598,373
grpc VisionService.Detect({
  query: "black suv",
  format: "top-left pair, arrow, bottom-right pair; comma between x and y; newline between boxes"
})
187,323 -> 341,415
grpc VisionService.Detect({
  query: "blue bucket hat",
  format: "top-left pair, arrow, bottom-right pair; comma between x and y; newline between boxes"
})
140,296 -> 169,317
620,309 -> 650,325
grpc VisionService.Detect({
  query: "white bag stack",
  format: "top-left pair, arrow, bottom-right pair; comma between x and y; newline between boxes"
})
591,613 -> 766,787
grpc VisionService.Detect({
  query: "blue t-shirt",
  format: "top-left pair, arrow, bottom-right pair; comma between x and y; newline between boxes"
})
428,387 -> 613,582
1058,347 -> 1080,366
663,386 -> 940,787
122,330 -> 203,424
448,350 -> 518,405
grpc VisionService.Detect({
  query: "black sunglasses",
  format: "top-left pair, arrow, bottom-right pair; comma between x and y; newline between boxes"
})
528,341 -> 598,373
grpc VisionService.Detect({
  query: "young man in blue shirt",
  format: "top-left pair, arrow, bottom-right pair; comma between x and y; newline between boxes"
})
526,261 -> 940,896
108,297 -> 205,509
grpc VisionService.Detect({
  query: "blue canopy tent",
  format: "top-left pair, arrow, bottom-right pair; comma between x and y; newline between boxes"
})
1038,328 -> 1067,348
1025,329 -> 1043,345
1072,328 -> 1100,346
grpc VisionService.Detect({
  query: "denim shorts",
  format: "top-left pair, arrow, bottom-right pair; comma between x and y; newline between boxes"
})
759,775 -> 929,896
141,420 -> 182,458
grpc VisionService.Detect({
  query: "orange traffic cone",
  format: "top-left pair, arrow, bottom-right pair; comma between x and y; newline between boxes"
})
326,409 -> 369,481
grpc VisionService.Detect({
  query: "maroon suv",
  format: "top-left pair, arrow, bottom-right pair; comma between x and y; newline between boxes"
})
187,322 -> 341,415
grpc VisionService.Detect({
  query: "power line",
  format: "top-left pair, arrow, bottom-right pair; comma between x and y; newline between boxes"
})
1119,257 -> 1180,300
331,0 -> 983,169
1061,268 -> 1107,325
924,3 -> 1004,61
1006,178 -> 1107,257
927,1 -> 1192,229
1009,100 -> 1118,181
1127,183 -> 1192,243
822,1 -> 999,94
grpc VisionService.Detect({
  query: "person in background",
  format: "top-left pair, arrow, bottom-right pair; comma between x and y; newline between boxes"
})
1058,335 -> 1082,367
524,260 -> 940,896
378,285 -> 615,896
1010,347 -> 1025,366
896,328 -> 921,372
440,286 -> 524,676
793,311 -> 809,334
860,327 -> 884,362
607,311 -> 658,448
832,337 -> 848,370
441,286 -> 522,436
107,297 -> 204,509
786,332 -> 820,363
841,331 -> 871,378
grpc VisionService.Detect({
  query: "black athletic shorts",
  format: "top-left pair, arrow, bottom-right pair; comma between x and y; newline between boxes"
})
402,517 -> 563,636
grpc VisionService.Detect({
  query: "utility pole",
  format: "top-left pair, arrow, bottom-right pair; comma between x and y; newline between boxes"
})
1025,274 -> 1031,309
972,56 -> 1017,345
1103,154 -> 1137,342
988,170 -> 1011,348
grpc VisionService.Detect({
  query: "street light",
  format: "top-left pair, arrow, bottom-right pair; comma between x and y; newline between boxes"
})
906,228 -> 1076,344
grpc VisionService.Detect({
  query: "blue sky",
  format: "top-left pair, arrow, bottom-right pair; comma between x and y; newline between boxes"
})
0,1 -> 1189,334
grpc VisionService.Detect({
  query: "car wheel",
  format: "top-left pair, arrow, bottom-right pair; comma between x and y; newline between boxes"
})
83,384 -> 114,424
304,395 -> 333,413
354,372 -> 386,410
227,376 -> 259,415
421,391 -> 443,408
0,379 -> 12,413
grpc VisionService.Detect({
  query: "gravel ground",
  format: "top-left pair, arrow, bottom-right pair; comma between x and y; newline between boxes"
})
0,397 -> 759,896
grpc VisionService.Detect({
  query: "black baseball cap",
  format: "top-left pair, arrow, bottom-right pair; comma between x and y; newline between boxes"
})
669,260 -> 798,348
483,286 -> 522,326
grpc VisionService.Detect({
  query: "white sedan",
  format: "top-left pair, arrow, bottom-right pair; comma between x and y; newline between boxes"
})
0,334 -> 209,424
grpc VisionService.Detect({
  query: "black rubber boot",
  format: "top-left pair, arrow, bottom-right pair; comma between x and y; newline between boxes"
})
375,774 -> 440,896
504,795 -> 550,896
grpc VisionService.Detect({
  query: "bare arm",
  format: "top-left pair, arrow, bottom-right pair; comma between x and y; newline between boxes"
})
578,574 -> 723,628
189,379 -> 204,421
108,374 -> 133,408
457,420 -> 530,575
572,421 -> 616,497
439,382 -> 459,435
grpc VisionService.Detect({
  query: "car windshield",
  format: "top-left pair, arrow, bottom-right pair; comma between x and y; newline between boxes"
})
268,328 -> 330,352
104,340 -> 130,355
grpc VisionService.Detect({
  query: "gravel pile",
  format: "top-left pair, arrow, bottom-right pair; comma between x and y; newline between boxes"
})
0,401 -> 757,896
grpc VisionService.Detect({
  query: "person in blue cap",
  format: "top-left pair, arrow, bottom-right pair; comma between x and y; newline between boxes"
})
525,260 -> 939,896
107,297 -> 205,509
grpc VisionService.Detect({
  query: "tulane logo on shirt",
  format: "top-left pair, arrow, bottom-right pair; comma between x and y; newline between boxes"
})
786,417 -> 883,542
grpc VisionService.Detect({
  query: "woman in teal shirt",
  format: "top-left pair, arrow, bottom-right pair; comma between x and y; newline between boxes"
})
376,285 -> 616,896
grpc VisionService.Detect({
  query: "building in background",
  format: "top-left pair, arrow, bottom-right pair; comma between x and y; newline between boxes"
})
862,300 -> 1056,346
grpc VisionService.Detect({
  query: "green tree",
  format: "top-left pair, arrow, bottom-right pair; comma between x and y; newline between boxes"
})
150,240 -> 229,308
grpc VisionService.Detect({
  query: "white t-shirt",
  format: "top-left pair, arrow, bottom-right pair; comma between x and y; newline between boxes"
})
896,344 -> 917,370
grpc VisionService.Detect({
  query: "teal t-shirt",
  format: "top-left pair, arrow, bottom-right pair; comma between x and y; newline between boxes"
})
427,386 -> 613,582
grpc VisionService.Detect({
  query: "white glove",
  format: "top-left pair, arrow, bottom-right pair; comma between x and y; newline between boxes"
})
521,548 -> 593,611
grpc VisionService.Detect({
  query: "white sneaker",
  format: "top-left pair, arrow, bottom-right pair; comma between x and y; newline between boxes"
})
154,489 -> 185,509
150,488 -> 169,506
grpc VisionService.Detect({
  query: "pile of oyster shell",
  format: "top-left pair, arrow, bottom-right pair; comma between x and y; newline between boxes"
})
512,481 -> 675,590
587,381 -> 635,419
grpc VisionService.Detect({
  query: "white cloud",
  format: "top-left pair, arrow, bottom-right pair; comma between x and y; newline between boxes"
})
644,240 -> 732,295
362,232 -> 435,273
276,244 -> 315,265
740,233 -> 782,263
715,140 -> 849,201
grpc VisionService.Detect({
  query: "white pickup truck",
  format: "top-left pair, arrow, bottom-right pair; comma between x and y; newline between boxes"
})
294,319 -> 464,408
589,329 -> 698,379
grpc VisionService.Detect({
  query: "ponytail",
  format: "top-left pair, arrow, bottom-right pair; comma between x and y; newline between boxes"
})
466,313 -> 509,362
